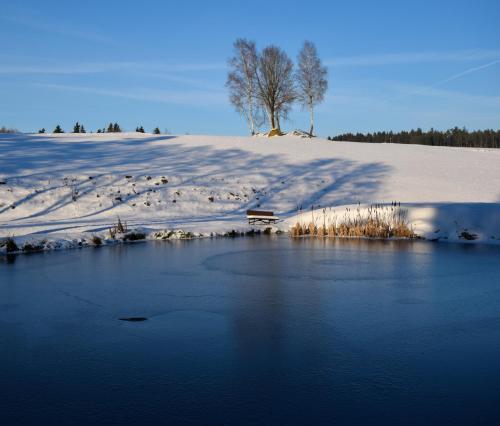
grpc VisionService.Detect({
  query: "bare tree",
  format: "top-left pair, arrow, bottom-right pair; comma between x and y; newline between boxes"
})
255,45 -> 295,133
296,41 -> 328,137
226,39 -> 262,135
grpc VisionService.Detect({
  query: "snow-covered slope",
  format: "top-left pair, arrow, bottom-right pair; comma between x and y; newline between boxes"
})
1,132 -> 499,244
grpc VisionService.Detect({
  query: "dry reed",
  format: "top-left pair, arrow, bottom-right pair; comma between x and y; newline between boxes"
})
290,203 -> 416,240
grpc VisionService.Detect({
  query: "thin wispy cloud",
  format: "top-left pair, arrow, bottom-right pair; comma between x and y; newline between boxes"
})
404,59 -> 500,95
326,49 -> 500,67
383,59 -> 500,102
0,62 -> 137,75
32,83 -> 227,107
318,76 -> 500,115
135,71 -> 222,91
0,62 -> 226,75
1,15 -> 120,46
317,85 -> 500,133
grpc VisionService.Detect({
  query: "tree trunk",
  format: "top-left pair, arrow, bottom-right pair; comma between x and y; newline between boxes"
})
249,112 -> 255,135
269,109 -> 276,130
248,95 -> 255,135
309,104 -> 314,137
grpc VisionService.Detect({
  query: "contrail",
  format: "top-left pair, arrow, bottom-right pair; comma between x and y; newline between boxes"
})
385,58 -> 500,102
417,58 -> 500,93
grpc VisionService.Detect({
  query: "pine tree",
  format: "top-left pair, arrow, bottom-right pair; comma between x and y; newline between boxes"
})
97,129 -> 101,133
53,125 -> 64,133
139,126 -> 144,133
38,128 -> 45,134
113,123 -> 121,132
80,125 -> 86,133
153,127 -> 160,134
106,123 -> 113,133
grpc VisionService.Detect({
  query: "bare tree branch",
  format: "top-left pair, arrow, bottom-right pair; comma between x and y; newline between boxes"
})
226,39 -> 263,135
255,45 -> 296,133
296,41 -> 328,137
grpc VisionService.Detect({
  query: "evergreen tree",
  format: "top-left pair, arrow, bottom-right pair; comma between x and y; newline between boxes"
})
113,123 -> 121,132
153,127 -> 160,134
53,125 -> 64,133
97,129 -> 101,133
107,123 -> 114,133
139,126 -> 145,133
38,128 -> 45,134
328,128 -> 500,149
80,125 -> 86,133
73,122 -> 81,133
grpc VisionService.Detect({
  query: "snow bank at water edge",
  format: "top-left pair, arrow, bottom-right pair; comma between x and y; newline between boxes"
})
1,132 -> 499,249
286,203 -> 500,245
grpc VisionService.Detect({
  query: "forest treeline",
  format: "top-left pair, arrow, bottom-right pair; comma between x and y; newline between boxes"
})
328,128 -> 500,148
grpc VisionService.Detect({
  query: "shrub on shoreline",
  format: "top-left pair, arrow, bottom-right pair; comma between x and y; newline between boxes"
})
3,237 -> 19,253
22,241 -> 46,253
123,231 -> 146,241
91,235 -> 103,246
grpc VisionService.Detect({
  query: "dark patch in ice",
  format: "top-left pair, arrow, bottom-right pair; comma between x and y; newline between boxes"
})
119,317 -> 148,322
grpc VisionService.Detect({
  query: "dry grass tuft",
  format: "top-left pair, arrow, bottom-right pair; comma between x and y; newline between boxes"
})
291,203 -> 416,240
109,216 -> 127,239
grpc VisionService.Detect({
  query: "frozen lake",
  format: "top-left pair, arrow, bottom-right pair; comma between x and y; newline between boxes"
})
1,237 -> 500,425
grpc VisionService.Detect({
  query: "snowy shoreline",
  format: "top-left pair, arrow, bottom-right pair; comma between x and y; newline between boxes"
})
1,132 -> 499,253
3,200 -> 500,256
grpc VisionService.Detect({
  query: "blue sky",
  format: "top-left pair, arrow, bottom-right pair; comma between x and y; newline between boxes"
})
1,0 -> 499,135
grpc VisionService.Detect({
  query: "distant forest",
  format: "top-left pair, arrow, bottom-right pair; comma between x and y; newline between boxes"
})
328,128 -> 500,148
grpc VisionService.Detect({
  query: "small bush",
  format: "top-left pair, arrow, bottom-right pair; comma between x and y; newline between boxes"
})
4,237 -> 19,253
459,230 -> 478,241
225,230 -> 242,238
91,235 -> 102,245
22,241 -> 45,253
123,232 -> 146,241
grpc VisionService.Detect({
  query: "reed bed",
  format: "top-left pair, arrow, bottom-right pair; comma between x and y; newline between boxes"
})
290,203 -> 416,239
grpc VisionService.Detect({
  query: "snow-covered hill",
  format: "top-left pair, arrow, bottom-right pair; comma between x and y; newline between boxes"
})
1,132 -> 500,245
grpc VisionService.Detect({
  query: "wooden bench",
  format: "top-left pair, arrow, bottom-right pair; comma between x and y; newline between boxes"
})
246,210 -> 279,225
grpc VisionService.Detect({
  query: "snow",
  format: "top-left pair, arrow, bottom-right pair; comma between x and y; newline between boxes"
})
1,132 -> 499,250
